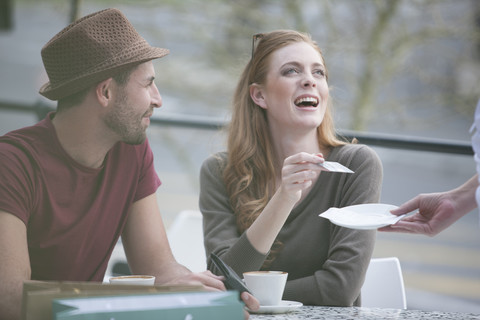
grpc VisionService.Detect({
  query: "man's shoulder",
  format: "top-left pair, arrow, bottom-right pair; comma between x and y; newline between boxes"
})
0,119 -> 51,151
0,129 -> 43,161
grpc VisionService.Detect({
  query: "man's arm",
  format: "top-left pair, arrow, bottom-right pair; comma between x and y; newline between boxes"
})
119,194 -> 260,316
121,193 -> 225,288
0,211 -> 31,320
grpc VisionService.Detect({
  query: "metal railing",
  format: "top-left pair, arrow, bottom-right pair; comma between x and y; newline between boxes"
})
0,100 -> 473,156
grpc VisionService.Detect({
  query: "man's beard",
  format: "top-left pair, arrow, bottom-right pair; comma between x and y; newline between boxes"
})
104,93 -> 148,145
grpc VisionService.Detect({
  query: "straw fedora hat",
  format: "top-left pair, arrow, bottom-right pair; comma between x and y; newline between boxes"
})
39,8 -> 169,101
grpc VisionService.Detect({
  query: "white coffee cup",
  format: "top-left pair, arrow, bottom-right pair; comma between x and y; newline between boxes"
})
109,275 -> 155,286
243,271 -> 288,306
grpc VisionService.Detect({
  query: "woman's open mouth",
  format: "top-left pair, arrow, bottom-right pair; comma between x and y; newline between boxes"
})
294,96 -> 319,108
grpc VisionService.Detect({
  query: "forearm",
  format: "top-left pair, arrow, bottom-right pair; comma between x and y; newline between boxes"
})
200,155 -> 271,274
122,194 -> 189,282
0,277 -> 24,320
149,260 -> 191,284
123,226 -> 189,284
0,212 -> 31,320
208,232 -> 267,277
246,189 -> 297,254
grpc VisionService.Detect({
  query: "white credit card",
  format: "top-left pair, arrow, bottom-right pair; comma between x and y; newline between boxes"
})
318,161 -> 354,173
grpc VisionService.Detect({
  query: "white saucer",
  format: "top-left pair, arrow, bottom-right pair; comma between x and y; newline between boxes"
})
248,300 -> 303,314
319,203 -> 405,230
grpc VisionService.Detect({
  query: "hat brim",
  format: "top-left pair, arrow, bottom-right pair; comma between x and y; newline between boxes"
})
39,47 -> 169,101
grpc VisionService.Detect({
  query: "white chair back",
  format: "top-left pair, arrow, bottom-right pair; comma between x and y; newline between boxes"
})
167,210 -> 207,272
361,257 -> 407,309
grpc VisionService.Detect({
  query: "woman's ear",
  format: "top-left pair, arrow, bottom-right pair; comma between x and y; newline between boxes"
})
95,78 -> 114,107
249,83 -> 267,109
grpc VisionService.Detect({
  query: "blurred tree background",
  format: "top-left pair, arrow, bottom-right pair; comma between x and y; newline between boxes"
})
143,0 -> 478,136
6,0 -> 478,137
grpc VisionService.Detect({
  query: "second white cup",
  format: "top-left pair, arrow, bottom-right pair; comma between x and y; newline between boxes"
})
243,271 -> 288,306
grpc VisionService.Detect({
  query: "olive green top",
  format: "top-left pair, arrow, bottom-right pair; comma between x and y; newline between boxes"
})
199,144 -> 383,306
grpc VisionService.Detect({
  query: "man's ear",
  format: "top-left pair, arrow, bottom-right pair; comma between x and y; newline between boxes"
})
95,78 -> 114,107
249,83 -> 267,109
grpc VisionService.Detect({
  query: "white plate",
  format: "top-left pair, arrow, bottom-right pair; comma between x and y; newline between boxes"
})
319,203 -> 405,230
248,300 -> 303,314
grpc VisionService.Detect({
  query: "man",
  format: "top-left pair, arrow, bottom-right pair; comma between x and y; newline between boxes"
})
0,8 -> 258,319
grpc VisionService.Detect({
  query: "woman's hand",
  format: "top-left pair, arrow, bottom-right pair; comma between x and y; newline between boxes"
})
278,152 -> 325,203
246,152 -> 328,254
241,292 -> 260,319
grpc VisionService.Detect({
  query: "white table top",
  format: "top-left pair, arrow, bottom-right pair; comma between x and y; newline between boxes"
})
250,306 -> 480,319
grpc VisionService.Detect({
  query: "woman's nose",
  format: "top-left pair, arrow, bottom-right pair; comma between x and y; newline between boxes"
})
302,73 -> 316,88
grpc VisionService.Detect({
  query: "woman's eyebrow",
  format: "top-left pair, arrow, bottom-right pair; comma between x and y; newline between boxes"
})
281,61 -> 301,68
280,61 -> 324,68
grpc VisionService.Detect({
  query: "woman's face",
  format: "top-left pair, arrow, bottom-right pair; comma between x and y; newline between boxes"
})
251,41 -> 329,134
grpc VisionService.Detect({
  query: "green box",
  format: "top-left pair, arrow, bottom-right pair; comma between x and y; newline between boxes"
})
52,291 -> 244,320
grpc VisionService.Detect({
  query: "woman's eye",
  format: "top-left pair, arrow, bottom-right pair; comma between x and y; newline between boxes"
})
283,68 -> 299,75
314,69 -> 325,77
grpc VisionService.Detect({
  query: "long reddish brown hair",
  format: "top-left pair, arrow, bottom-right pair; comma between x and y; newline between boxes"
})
224,30 -> 347,267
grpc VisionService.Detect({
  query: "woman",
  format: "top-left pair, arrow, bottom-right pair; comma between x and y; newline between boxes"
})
199,30 -> 382,306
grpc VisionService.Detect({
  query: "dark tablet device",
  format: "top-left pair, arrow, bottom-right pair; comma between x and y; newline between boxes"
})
210,252 -> 251,294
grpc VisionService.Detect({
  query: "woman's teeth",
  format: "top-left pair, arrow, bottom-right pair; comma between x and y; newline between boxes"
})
294,97 -> 318,107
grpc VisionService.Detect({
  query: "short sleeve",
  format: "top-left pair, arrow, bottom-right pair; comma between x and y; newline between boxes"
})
133,138 -> 161,202
0,142 -> 36,224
